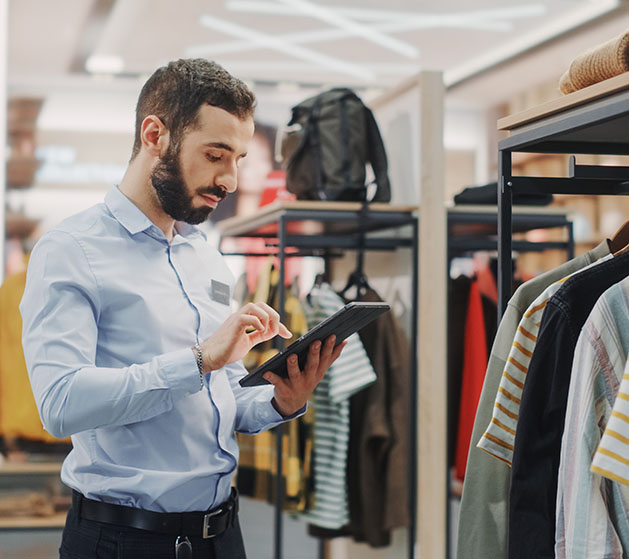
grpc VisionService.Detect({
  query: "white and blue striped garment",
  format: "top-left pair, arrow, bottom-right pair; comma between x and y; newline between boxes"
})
556,276 -> 629,559
301,284 -> 376,529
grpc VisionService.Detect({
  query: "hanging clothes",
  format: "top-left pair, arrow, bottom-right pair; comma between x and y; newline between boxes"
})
508,250 -> 629,559
301,282 -> 376,530
0,266 -> 63,444
478,254 -> 612,465
454,280 -> 488,482
457,239 -> 610,559
591,357 -> 629,484
555,276 -> 629,558
345,287 -> 411,547
236,259 -> 312,511
448,276 -> 497,470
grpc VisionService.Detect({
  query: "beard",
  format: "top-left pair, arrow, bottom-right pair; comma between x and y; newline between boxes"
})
150,145 -> 226,225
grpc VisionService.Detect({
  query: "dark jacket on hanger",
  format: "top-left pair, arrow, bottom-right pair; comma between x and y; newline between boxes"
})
508,250 -> 629,559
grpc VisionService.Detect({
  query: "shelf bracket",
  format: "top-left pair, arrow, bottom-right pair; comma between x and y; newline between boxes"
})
569,155 -> 629,181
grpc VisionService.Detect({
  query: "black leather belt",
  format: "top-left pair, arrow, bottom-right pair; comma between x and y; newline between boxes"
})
72,488 -> 238,539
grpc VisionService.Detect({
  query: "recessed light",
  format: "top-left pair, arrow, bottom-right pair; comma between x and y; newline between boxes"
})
85,55 -> 124,75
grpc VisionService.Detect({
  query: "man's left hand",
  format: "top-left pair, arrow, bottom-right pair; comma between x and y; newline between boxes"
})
263,335 -> 346,417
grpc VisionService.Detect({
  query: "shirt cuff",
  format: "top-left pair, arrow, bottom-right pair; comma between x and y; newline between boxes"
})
158,347 -> 203,397
271,397 -> 307,420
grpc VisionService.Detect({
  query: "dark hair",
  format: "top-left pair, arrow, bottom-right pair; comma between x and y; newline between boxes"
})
131,59 -> 256,159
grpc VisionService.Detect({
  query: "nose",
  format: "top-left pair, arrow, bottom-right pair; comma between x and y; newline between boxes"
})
215,162 -> 238,194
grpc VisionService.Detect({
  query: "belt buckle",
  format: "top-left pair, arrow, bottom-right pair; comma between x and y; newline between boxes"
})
202,508 -> 223,539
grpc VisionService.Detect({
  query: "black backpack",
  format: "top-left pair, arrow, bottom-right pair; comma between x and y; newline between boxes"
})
280,88 -> 391,203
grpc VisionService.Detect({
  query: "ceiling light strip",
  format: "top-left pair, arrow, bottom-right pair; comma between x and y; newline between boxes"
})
197,14 -> 374,81
266,3 -> 547,23
272,0 -> 418,58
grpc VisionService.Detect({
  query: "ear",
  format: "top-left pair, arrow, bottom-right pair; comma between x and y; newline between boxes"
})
140,115 -> 170,158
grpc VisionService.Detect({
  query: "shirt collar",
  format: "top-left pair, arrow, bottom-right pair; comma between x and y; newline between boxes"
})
104,185 -> 205,241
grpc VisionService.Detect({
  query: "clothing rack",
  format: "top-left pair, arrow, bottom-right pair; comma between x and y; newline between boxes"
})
497,72 -> 629,318
218,201 -> 418,559
447,205 -> 574,259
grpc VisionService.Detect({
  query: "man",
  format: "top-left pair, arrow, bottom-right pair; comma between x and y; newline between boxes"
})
20,59 -> 344,558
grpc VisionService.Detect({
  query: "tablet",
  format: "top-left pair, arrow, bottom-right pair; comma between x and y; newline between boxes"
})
239,301 -> 390,387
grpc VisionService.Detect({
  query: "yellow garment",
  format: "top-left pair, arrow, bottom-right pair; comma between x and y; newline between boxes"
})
236,257 -> 313,511
0,269 -> 63,442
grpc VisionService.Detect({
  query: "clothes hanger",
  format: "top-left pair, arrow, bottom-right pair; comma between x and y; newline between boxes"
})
313,272 -> 326,287
340,198 -> 371,299
339,245 -> 371,299
339,269 -> 371,299
609,220 -> 629,255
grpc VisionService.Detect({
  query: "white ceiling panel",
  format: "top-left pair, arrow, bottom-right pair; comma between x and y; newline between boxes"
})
5,0 -> 628,127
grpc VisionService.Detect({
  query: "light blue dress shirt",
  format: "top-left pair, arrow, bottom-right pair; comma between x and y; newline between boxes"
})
20,185 -> 296,513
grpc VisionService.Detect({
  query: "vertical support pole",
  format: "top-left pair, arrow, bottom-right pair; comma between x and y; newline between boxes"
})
417,71 -> 447,559
567,219 -> 575,261
0,0 -> 9,283
274,214 -> 287,559
497,149 -> 513,320
409,216 -> 419,559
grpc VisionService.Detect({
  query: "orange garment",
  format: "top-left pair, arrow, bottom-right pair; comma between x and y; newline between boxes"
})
454,280 -> 488,482
0,268 -> 62,442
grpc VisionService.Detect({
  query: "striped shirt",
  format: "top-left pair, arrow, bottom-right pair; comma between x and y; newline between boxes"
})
591,356 -> 629,485
301,284 -> 377,529
555,277 -> 629,559
478,255 -> 611,464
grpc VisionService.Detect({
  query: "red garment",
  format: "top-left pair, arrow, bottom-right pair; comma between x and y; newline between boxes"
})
454,280 -> 488,482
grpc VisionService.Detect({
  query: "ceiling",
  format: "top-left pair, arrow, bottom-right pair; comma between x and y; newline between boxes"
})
6,0 -> 629,129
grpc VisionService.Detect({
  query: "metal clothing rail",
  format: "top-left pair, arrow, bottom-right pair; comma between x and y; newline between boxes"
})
218,202 -> 419,559
496,79 -> 629,319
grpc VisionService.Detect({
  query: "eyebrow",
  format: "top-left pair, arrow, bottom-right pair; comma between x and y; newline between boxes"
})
203,142 -> 247,158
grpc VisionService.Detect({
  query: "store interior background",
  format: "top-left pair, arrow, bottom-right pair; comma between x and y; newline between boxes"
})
1,0 -> 629,558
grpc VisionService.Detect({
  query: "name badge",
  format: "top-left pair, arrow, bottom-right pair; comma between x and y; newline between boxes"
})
210,280 -> 231,306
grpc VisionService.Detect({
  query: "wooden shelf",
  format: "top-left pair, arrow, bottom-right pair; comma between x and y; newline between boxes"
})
0,512 -> 66,530
0,462 -> 62,475
498,73 -> 629,132
217,200 -> 417,238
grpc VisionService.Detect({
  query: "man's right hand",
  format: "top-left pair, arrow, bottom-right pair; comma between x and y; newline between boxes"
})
198,302 -> 292,373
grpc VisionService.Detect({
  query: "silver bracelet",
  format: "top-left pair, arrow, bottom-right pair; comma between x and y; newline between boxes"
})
193,343 -> 204,389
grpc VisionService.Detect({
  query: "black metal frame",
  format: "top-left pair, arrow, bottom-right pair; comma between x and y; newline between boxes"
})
219,204 -> 419,559
448,208 -> 574,259
497,86 -> 629,318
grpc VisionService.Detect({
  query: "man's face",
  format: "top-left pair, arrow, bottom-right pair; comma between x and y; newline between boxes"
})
151,104 -> 254,224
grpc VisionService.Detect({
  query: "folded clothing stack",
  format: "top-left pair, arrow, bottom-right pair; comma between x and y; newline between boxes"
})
454,182 -> 553,207
559,30 -> 629,94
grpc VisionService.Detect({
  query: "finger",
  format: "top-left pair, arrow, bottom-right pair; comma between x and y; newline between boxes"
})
317,339 -> 346,383
286,353 -> 300,382
262,371 -> 281,386
322,335 -> 337,357
304,340 -> 322,374
255,302 -> 279,336
243,302 -> 270,332
328,340 -> 347,365
316,335 -> 336,367
278,323 -> 292,339
238,314 -> 265,334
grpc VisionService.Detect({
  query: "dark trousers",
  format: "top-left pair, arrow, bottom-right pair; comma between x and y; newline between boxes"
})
59,506 -> 247,559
